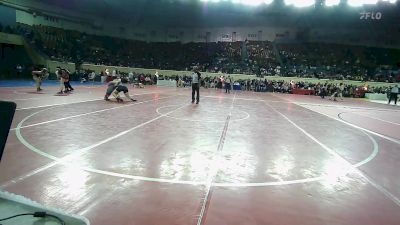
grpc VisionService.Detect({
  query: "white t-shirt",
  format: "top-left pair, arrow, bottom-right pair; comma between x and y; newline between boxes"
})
192,72 -> 200,84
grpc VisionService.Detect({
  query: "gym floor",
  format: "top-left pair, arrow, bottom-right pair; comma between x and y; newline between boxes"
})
0,82 -> 399,225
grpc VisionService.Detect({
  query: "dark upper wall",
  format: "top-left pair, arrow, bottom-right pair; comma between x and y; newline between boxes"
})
0,4 -> 16,27
2,0 -> 399,28
2,0 -> 400,48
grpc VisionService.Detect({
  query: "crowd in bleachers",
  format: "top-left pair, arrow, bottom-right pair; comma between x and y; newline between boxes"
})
62,65 -> 393,99
233,79 -> 385,98
132,72 -> 390,98
278,43 -> 400,82
2,23 -> 400,87
246,41 -> 279,75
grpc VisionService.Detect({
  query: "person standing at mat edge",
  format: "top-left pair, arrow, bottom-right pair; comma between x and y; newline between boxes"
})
225,75 -> 232,94
388,84 -> 399,105
192,70 -> 201,104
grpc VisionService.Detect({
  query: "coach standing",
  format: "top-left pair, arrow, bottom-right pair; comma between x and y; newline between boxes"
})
225,75 -> 232,93
192,70 -> 201,104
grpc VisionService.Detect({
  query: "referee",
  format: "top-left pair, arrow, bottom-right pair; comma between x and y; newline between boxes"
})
388,84 -> 399,105
192,70 -> 201,104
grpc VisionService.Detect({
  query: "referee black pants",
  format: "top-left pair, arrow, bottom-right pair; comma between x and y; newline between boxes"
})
192,83 -> 199,103
388,93 -> 398,105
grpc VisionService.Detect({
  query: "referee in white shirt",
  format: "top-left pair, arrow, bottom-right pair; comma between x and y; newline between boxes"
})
192,70 -> 201,104
388,84 -> 399,105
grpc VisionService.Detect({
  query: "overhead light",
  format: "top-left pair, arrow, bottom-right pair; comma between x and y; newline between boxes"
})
244,0 -> 273,6
381,0 -> 397,3
200,0 -> 221,2
347,0 -> 379,7
284,0 -> 315,7
325,0 -> 340,6
201,0 -> 273,6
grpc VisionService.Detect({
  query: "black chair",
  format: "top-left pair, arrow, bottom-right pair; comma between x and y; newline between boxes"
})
0,101 -> 16,161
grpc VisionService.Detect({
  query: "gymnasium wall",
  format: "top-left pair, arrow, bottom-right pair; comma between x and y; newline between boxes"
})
15,10 -> 297,43
0,32 -> 23,45
308,27 -> 400,49
46,61 -> 76,74
14,9 -> 400,49
15,10 -> 110,37
0,44 -> 32,79
0,5 -> 16,27
12,6 -> 400,49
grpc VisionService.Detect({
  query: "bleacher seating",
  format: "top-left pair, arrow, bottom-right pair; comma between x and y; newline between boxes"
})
1,23 -> 399,83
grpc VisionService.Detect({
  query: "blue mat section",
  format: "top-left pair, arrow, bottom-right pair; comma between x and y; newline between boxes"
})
0,80 -> 103,88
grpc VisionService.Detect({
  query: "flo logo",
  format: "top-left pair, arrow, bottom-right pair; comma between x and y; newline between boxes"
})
360,12 -> 382,20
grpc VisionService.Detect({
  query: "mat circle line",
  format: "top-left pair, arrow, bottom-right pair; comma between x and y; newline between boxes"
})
15,105 -> 379,187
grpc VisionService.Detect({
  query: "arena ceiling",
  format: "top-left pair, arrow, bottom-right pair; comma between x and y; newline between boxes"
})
1,0 -> 399,28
